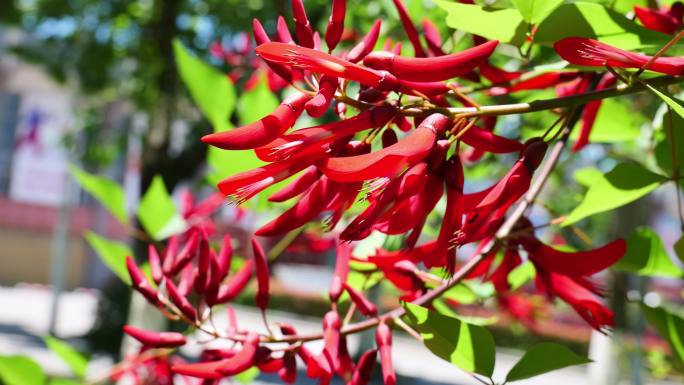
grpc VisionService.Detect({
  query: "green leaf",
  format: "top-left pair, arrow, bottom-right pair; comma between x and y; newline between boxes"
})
505,343 -> 591,382
403,302 -> 496,376
235,366 -> 260,383
508,262 -> 536,290
173,39 -> 235,132
44,336 -> 89,379
563,162 -> 666,226
443,284 -> 479,305
435,0 -> 528,45
535,2 -> 669,51
69,166 -> 127,224
613,227 -> 683,277
84,231 -> 133,285
647,85 -> 684,119
675,235 -> 684,264
570,98 -> 643,144
655,107 -> 684,177
512,0 -> 562,24
138,175 -> 185,240
0,356 -> 45,385
642,304 -> 684,365
432,300 -> 499,326
49,380 -> 85,385
237,73 -> 279,127
573,167 -> 603,187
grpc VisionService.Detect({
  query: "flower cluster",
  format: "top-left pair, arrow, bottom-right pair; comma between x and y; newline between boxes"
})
113,0 -> 677,383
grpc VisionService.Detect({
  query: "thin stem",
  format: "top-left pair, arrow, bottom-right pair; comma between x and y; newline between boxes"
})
393,317 -> 423,341
399,75 -> 684,118
635,29 -> 684,77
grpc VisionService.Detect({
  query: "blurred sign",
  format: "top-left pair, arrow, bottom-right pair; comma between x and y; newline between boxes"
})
9,93 -> 72,206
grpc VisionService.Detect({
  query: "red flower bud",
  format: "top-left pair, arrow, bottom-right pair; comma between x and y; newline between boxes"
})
423,19 -> 445,56
252,238 -> 270,310
457,124 -> 523,154
343,283 -> 378,317
268,166 -> 320,202
161,236 -> 179,275
306,75 -> 338,118
253,19 -> 294,83
521,237 -> 626,277
211,259 -> 254,305
346,19 -> 382,63
364,40 -> 498,82
349,349 -> 378,385
329,241 -> 351,303
376,322 -> 396,385
276,16 -> 295,44
634,4 -> 684,34
126,256 -> 161,306
279,352 -> 298,384
193,233 -> 211,294
165,278 -> 197,322
325,0 -> 346,51
173,333 -> 260,379
123,325 -> 186,348
170,231 -> 200,276
147,245 -> 163,285
391,0 -> 427,57
292,0 -> 315,48
202,92 -> 310,150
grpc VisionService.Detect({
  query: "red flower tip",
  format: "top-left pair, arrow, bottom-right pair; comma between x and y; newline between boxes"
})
363,40 -> 498,82
252,238 -> 270,310
346,19 -> 382,63
123,325 -> 186,348
343,282 -> 378,317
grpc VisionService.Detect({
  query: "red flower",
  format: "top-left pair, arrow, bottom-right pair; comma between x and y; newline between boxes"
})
634,3 -> 684,34
554,37 -> 684,75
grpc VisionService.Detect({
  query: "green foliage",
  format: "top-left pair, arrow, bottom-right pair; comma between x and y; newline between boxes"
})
69,166 -> 128,224
642,304 -> 684,366
403,302 -> 496,377
511,0 -> 562,24
613,227 -> 683,277
235,367 -> 260,384
174,39 -> 236,132
655,109 -> 684,177
84,231 -> 134,285
563,162 -> 667,226
43,336 -> 89,379
48,380 -> 85,385
569,98 -> 643,143
0,355 -> 45,385
534,2 -> 669,50
505,342 -> 591,382
508,262 -> 536,290
647,85 -> 684,121
435,0 -> 528,45
138,175 -> 184,240
237,74 -> 279,126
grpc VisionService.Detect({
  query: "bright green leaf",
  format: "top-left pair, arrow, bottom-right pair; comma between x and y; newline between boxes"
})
535,2 -> 669,51
443,284 -> 479,305
570,98 -> 643,144
403,302 -> 496,376
512,0 -> 562,24
505,343 -> 591,382
647,85 -> 684,120
49,379 -> 85,385
573,167 -> 603,187
0,356 -> 45,385
237,73 -> 279,127
508,262 -> 536,291
435,0 -> 528,45
563,162 -> 666,226
138,175 -> 185,240
432,300 -> 499,326
642,304 -> 684,365
69,166 -> 127,224
44,336 -> 89,379
613,227 -> 683,277
174,39 -> 235,132
84,231 -> 133,285
235,366 -> 260,383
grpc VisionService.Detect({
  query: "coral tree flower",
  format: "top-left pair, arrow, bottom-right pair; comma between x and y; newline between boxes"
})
554,37 -> 684,74
634,2 -> 684,34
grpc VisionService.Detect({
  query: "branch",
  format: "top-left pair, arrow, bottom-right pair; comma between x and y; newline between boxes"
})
400,74 -> 684,118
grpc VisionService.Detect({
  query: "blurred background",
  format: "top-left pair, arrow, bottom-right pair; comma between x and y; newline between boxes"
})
0,0 -> 684,384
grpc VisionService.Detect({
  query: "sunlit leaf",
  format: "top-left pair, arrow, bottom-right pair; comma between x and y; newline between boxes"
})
505,343 -> 591,382
237,73 -> 279,127
174,39 -> 235,132
512,0 -> 562,24
655,108 -> 684,177
403,302 -> 496,376
435,0 -> 528,45
84,231 -> 133,285
642,303 -> 684,365
563,162 -> 667,226
0,356 -> 45,385
69,166 -> 127,224
138,175 -> 185,240
44,336 -> 89,379
613,227 -> 683,277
